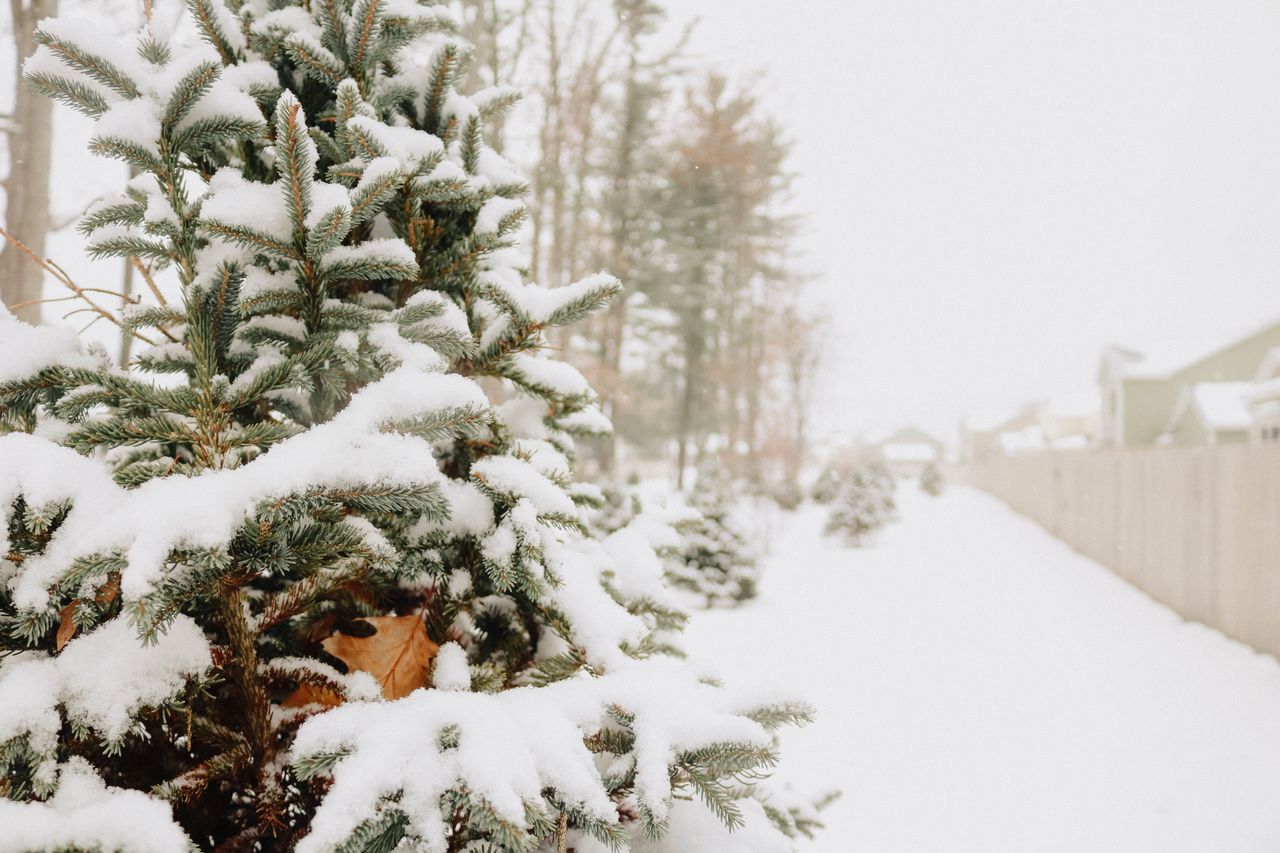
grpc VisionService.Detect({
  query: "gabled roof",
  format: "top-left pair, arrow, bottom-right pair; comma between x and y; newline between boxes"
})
962,405 -> 1032,434
868,425 -> 943,448
1254,347 -> 1280,382
1166,382 -> 1253,434
1250,376 -> 1280,407
1102,316 -> 1280,382
997,426 -> 1046,455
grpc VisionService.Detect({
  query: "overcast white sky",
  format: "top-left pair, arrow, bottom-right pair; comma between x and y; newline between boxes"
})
672,0 -> 1280,440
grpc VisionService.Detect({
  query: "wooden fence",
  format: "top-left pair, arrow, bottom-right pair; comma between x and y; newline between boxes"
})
965,444 -> 1280,658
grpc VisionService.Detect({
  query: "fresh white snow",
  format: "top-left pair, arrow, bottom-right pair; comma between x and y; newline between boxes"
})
685,483 -> 1280,852
1187,382 -> 1254,431
0,757 -> 191,853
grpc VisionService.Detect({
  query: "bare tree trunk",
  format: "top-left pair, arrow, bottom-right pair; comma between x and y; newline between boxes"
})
594,41 -> 640,474
675,324 -> 704,490
117,257 -> 135,363
675,379 -> 692,490
2,0 -> 57,323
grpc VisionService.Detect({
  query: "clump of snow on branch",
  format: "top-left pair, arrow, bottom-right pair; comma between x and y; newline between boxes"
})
0,616 -> 209,751
293,661 -> 775,853
0,758 -> 191,852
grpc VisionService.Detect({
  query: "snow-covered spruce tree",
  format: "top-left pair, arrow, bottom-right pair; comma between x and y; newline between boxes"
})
584,478 -> 642,538
667,467 -> 760,608
919,461 -> 944,497
584,482 -> 680,581
824,464 -> 896,546
0,5 -> 819,851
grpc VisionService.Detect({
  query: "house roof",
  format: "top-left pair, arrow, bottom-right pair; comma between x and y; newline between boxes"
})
865,425 -> 944,448
1168,382 -> 1253,433
1250,376 -> 1280,407
1050,434 -> 1090,450
997,426 -> 1046,455
1192,383 -> 1253,430
1102,316 -> 1280,382
1255,347 -> 1280,382
963,406 -> 1028,434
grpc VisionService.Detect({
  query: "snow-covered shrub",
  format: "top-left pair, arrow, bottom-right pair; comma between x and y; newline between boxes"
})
667,467 -> 761,607
866,460 -> 899,520
0,5 -> 820,850
810,467 -> 841,504
919,461 -> 944,496
824,463 -> 898,545
766,478 -> 803,511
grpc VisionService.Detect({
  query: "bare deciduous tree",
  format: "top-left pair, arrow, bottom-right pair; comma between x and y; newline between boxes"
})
1,0 -> 57,323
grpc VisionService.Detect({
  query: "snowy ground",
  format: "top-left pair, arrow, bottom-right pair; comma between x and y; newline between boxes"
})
684,484 -> 1280,852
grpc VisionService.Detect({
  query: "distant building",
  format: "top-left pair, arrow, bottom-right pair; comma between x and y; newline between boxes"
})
1097,318 -> 1280,447
880,442 -> 938,477
1161,382 -> 1253,446
1037,390 -> 1100,449
1248,348 -> 1280,443
959,405 -> 1037,462
997,425 -> 1048,455
866,426 -> 945,477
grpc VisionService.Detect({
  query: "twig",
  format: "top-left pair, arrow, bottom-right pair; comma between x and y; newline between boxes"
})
70,286 -> 138,300
7,294 -> 81,310
130,257 -> 168,306
123,258 -> 178,343
0,225 -> 156,346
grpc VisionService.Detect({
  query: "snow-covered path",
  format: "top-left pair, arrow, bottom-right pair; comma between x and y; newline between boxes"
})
684,485 -> 1280,852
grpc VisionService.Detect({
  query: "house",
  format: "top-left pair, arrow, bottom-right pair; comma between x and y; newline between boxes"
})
1248,348 -> 1280,443
959,405 -> 1037,462
1097,318 -> 1280,447
1160,382 -> 1253,446
880,442 -> 938,477
1037,390 -> 1100,449
997,425 -> 1047,455
866,426 -> 945,477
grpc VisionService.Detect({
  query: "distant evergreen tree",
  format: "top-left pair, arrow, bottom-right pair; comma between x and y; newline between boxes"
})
865,460 -> 899,522
768,478 -> 803,511
668,466 -> 760,606
810,466 -> 842,504
585,477 -> 643,536
825,463 -> 898,546
920,461 -> 944,496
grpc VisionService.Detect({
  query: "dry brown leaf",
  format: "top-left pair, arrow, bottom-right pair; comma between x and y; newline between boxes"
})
55,599 -> 79,652
95,573 -> 120,606
322,612 -> 438,701
54,576 -> 121,654
280,682 -> 342,709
